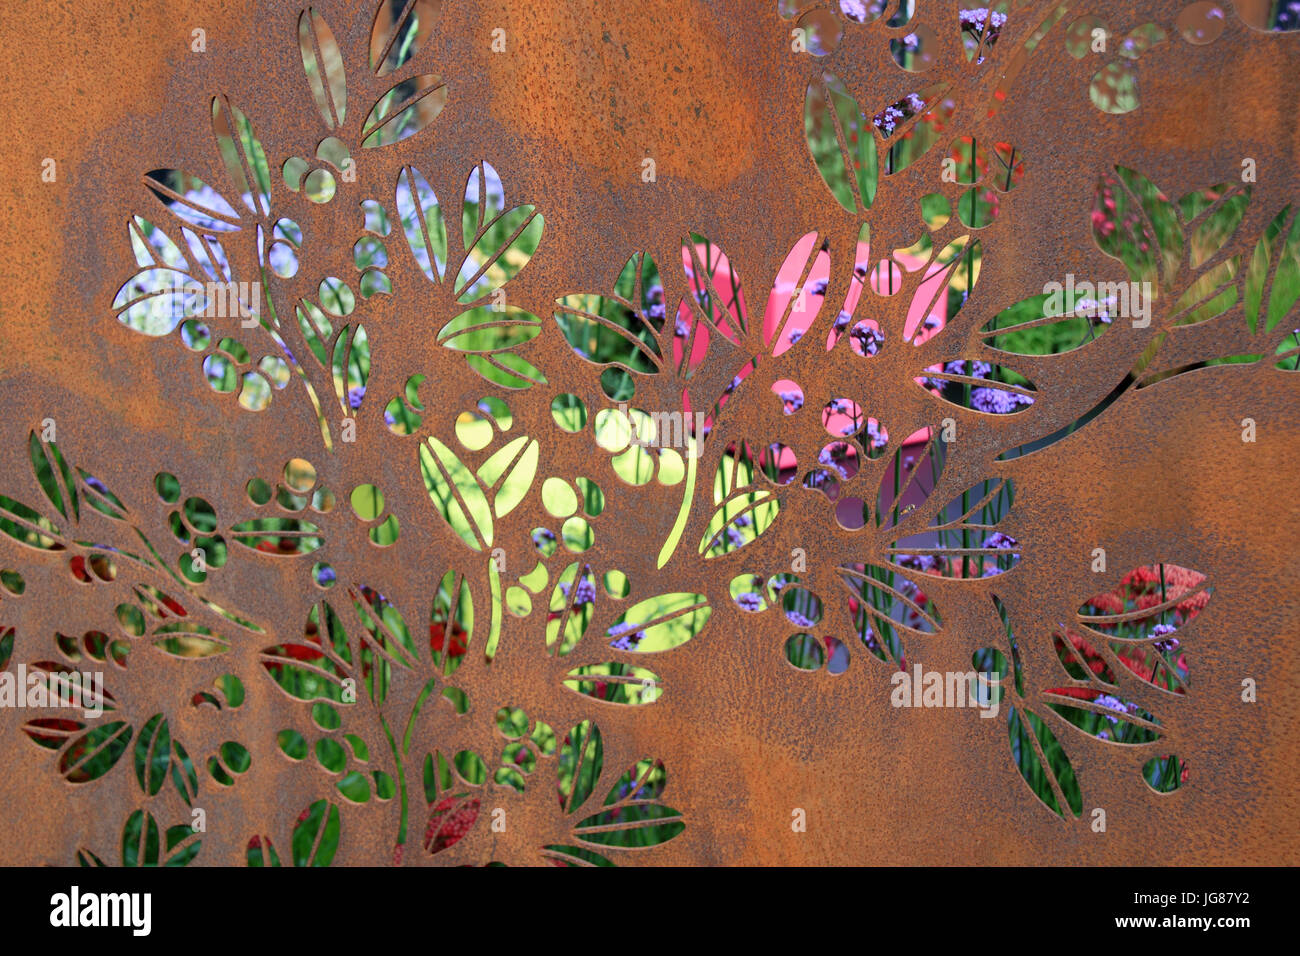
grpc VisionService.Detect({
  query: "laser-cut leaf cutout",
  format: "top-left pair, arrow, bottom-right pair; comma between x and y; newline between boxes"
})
0,628 -> 12,670
563,663 -> 662,705
122,809 -> 201,866
475,435 -> 538,519
370,0 -> 439,77
58,721 -> 133,785
1056,625 -> 1189,697
133,713 -> 173,796
211,95 -> 271,217
547,562 -> 596,656
245,836 -> 281,867
153,621 -> 230,659
299,8 -> 346,130
28,431 -> 77,521
396,165 -> 448,282
351,585 -> 418,671
424,793 -> 480,854
573,757 -> 683,847
981,290 -> 1114,355
554,251 -> 667,373
557,720 -> 603,815
1007,706 -> 1082,819
228,517 -> 323,555
454,205 -> 542,303
1075,564 -> 1212,641
331,324 -> 370,414
904,235 -> 979,345
764,231 -> 829,356
804,71 -> 878,214
0,494 -> 63,550
887,478 -> 1019,578
260,640 -> 349,702
439,306 -> 542,352
1093,166 -> 1181,289
1043,689 -> 1162,744
839,563 -> 940,666
128,216 -> 186,269
922,359 -> 1036,414
421,437 -> 493,550
875,433 -> 944,531
292,799 -> 340,866
605,592 -> 711,653
430,569 -> 472,676
112,267 -> 209,336
1244,204 -> 1300,334
681,232 -> 747,344
362,74 -> 447,148
144,170 -> 241,232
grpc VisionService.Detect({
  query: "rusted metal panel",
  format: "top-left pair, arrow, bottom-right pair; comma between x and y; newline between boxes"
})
0,0 -> 1296,866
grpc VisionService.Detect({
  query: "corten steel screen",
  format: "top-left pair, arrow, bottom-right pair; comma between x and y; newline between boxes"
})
0,0 -> 1296,867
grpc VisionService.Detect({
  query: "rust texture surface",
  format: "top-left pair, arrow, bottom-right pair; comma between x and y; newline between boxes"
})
0,0 -> 1297,866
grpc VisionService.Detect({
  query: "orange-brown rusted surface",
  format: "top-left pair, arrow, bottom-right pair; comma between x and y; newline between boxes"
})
0,0 -> 1297,866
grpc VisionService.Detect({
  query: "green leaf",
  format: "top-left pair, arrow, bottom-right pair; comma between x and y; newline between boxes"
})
1007,706 -> 1082,819
804,72 -> 877,214
420,437 -> 492,550
298,8 -> 347,129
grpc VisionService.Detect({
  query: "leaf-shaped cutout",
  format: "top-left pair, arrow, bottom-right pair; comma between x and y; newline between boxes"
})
332,324 -> 370,415
557,720 -> 603,815
227,517 -> 323,555
292,799 -> 341,866
573,758 -> 684,847
129,215 -> 187,269
921,359 -> 1036,415
439,305 -> 541,352
144,170 -> 241,232
878,82 -> 953,175
298,8 -> 346,129
370,0 -> 439,76
1007,707 -> 1082,819
903,235 -> 978,344
424,794 -> 480,854
764,231 -> 829,356
1178,183 -> 1251,270
563,663 -> 663,705
1245,205 -> 1300,334
476,435 -> 538,519
28,431 -> 77,521
1093,166 -> 1180,289
1142,754 -> 1186,793
112,267 -> 207,336
246,835 -> 281,867
1043,688 -> 1162,744
0,494 -> 62,551
454,206 -> 543,303
981,289 -> 1113,354
547,562 -> 596,656
681,233 -> 747,343
464,351 -> 548,390
260,643 -> 348,702
1076,564 -> 1211,635
351,585 -> 418,671
133,713 -> 172,796
430,568 -> 472,676
211,96 -> 271,217
1057,624 -> 1189,697
420,437 -> 492,550
77,469 -> 127,520
554,252 -> 666,372
362,74 -> 447,148
23,717 -> 86,751
153,621 -> 230,658
604,592 -> 711,653
60,721 -> 133,784
838,563 -> 940,665
396,165 -> 448,282
0,627 -> 12,670
699,490 -> 779,558
888,478 -> 1020,578
804,72 -> 878,214
1171,257 -> 1239,326
875,431 -> 944,531
541,844 -> 615,867
171,740 -> 199,806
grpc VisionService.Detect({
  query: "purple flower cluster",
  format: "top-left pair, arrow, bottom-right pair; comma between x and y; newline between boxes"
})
1150,622 -> 1180,653
777,389 -> 804,414
736,591 -> 764,612
608,622 -> 645,651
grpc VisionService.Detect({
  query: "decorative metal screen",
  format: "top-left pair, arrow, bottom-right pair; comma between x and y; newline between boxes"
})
1,0 -> 1297,867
